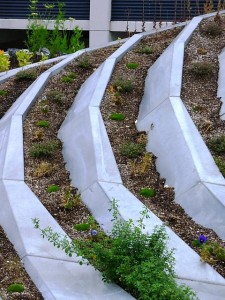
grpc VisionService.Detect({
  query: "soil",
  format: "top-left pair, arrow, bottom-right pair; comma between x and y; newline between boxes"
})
0,15 -> 225,299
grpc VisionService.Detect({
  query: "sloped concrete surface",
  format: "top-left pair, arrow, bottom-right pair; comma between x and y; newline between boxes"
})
218,47 -> 225,120
59,19 -> 225,299
137,13 -> 225,241
0,47 -> 134,299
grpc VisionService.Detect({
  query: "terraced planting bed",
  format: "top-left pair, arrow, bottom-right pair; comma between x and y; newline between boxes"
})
0,12 -> 225,299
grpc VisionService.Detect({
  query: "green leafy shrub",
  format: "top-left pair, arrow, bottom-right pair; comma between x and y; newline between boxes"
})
33,202 -> 196,300
46,90 -> 65,104
29,141 -> 58,158
126,62 -> 139,69
189,62 -> 213,77
0,89 -> 8,96
74,223 -> 91,231
109,113 -> 125,121
0,50 -> 10,72
36,120 -> 50,127
119,141 -> 145,158
139,187 -> 156,197
7,283 -> 25,293
47,185 -> 60,193
112,78 -> 134,94
16,49 -> 33,67
208,135 -> 225,155
61,188 -> 81,209
16,70 -> 37,81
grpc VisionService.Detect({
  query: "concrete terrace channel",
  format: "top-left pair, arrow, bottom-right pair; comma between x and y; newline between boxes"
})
1,12 -> 225,299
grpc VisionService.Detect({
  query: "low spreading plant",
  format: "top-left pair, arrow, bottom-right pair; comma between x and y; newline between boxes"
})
36,120 -> 50,128
200,21 -> 223,37
0,89 -> 8,96
126,62 -> 139,69
7,283 -> 25,293
137,46 -> 155,54
61,187 -> 81,209
61,72 -> 76,83
47,185 -> 60,193
46,90 -> 65,104
112,77 -> 134,94
208,135 -> 225,155
119,141 -> 145,158
29,141 -> 58,158
109,113 -> 126,121
15,70 -> 37,81
33,162 -> 54,178
33,201 -> 196,300
129,152 -> 153,176
77,55 -> 92,69
139,187 -> 156,197
189,61 -> 214,77
193,234 -> 225,264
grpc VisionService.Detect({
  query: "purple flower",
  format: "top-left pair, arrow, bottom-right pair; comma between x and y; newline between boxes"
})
198,234 -> 207,244
91,229 -> 98,236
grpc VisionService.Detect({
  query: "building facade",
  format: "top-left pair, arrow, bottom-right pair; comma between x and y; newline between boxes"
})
0,0 -> 221,47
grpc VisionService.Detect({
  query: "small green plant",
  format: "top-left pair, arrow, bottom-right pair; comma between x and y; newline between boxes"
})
33,201 -> 196,299
193,234 -> 225,264
139,187 -> 156,197
61,187 -> 81,209
16,70 -> 37,81
16,49 -> 33,67
47,185 -> 60,193
126,62 -> 139,69
112,77 -> 134,94
119,141 -> 145,158
0,89 -> 8,96
137,46 -> 155,54
208,135 -> 225,155
189,61 -> 213,77
129,152 -> 153,176
29,141 -> 58,158
0,50 -> 10,72
46,90 -> 65,104
78,55 -> 92,69
61,72 -> 77,83
34,162 -> 54,178
36,120 -> 50,128
109,113 -> 125,121
7,283 -> 25,293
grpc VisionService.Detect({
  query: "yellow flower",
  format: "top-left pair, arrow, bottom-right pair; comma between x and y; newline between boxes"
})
0,50 -> 4,55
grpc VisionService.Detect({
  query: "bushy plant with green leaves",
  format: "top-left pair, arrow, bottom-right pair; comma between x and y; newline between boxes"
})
26,0 -> 84,56
46,90 -> 65,104
33,201 -> 196,300
0,50 -> 10,72
29,141 -> 58,158
0,89 -> 8,96
119,141 -> 145,158
137,46 -> 155,54
16,50 -> 33,67
77,55 -> 92,69
47,185 -> 60,193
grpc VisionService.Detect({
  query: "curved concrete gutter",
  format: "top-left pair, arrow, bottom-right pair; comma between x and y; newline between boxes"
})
137,11 -> 225,241
0,47 -> 134,299
58,20 -> 225,299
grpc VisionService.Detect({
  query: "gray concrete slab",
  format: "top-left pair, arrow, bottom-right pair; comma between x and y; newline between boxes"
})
23,256 -> 134,300
218,47 -> 225,120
